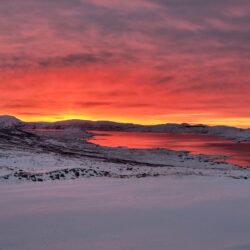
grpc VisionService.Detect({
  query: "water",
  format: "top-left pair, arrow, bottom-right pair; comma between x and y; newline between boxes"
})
88,131 -> 250,167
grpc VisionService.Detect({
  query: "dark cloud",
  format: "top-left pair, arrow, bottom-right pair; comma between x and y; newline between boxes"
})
75,101 -> 112,108
39,53 -> 103,68
38,51 -> 137,68
74,101 -> 151,109
1,0 -> 249,68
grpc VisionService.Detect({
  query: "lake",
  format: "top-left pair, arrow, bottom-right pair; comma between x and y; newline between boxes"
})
88,131 -> 250,167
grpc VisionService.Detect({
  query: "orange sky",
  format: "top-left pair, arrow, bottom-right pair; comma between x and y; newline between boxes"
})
0,0 -> 250,127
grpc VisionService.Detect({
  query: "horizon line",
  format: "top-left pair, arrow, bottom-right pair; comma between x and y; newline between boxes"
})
1,114 -> 249,130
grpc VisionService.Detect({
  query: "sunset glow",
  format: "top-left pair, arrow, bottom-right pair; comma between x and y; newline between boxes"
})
1,0 -> 249,127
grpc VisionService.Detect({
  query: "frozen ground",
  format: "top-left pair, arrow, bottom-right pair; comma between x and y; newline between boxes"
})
1,177 -> 250,250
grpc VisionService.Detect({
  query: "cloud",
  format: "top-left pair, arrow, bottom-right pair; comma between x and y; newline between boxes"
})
0,0 -> 249,126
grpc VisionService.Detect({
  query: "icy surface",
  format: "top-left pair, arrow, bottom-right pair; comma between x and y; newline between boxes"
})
1,177 -> 250,250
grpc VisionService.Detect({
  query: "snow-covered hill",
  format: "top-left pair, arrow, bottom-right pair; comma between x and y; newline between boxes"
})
0,115 -> 22,129
144,123 -> 250,142
24,119 -> 250,142
1,115 -> 249,142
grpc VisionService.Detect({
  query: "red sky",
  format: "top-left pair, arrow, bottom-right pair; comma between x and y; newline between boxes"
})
0,0 -> 249,127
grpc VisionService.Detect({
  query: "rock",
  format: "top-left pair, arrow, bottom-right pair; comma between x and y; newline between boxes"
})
103,172 -> 109,177
21,173 -> 28,178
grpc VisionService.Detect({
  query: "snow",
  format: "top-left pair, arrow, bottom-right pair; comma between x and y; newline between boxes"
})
1,177 -> 250,250
1,114 -> 250,141
23,116 -> 250,142
1,127 -> 250,183
1,118 -> 250,249
0,115 -> 21,129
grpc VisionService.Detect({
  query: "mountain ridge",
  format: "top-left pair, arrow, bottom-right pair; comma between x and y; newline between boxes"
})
1,115 -> 250,142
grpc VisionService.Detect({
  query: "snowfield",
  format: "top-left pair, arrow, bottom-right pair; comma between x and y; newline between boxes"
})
1,177 -> 250,250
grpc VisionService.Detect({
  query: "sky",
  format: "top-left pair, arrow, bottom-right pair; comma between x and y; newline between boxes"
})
0,0 -> 249,127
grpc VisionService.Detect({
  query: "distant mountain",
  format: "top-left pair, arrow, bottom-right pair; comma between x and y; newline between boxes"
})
145,123 -> 250,142
0,115 -> 22,129
24,119 -> 143,131
1,115 -> 250,142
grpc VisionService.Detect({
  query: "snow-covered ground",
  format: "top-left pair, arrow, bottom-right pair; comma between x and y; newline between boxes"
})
1,177 -> 250,250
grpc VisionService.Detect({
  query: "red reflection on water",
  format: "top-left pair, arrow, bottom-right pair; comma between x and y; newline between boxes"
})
88,131 -> 250,168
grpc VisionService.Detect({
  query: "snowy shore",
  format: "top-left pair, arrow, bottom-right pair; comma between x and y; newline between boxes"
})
0,126 -> 250,183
